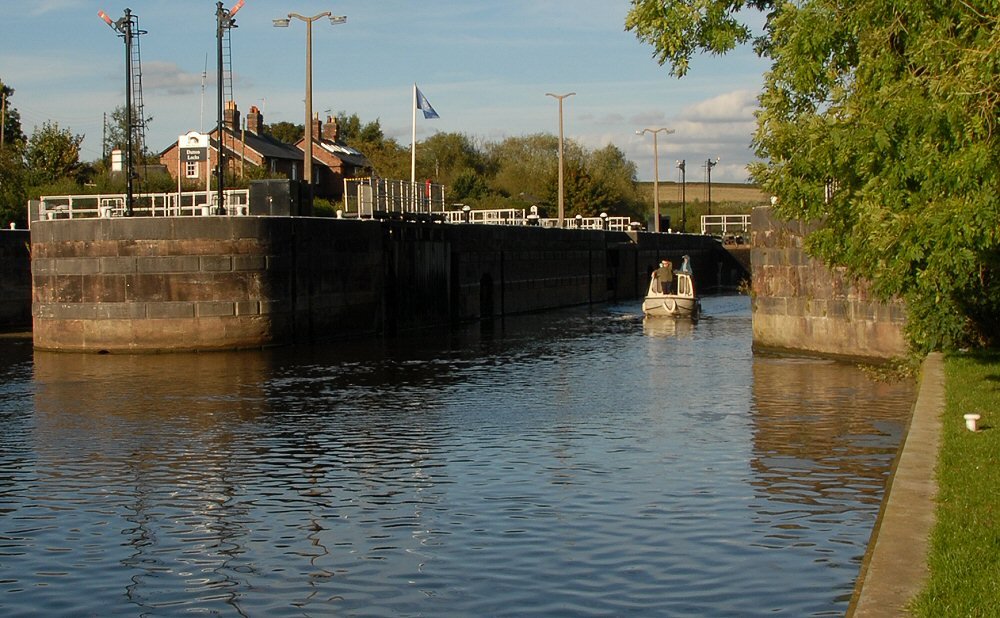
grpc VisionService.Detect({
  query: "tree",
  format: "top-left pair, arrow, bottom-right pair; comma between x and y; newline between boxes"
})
627,0 -> 1000,351
266,121 -> 303,144
585,144 -> 643,217
103,105 -> 153,162
334,112 -> 384,143
626,0 -> 775,78
416,132 -> 486,187
1,79 -> 25,149
25,121 -> 84,184
0,147 -> 27,226
485,134 -> 559,205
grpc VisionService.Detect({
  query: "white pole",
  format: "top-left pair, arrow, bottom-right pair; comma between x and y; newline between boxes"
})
410,83 -> 417,210
177,155 -> 182,215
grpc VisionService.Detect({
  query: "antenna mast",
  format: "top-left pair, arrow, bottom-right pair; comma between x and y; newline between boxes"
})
200,53 -> 208,132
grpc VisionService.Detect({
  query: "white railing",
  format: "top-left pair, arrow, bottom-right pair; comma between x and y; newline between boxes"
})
30,190 -> 251,226
701,214 -> 751,237
441,208 -> 635,231
343,177 -> 447,216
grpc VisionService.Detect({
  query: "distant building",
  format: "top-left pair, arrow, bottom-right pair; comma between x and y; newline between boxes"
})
297,114 -> 372,201
158,102 -> 372,201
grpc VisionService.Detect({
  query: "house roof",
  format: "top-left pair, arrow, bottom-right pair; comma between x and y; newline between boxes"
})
217,128 -> 303,160
159,128 -> 303,161
317,140 -> 371,169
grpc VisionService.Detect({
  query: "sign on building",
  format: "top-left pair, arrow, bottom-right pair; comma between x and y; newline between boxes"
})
178,131 -> 209,161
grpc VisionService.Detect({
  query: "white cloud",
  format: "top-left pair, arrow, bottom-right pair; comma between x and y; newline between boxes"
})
141,61 -> 208,96
27,0 -> 85,17
679,89 -> 759,123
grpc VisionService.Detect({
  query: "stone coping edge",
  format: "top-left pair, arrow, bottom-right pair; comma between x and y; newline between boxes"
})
847,352 -> 943,616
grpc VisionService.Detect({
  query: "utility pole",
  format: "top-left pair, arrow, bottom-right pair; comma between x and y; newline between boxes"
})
1,88 -> 6,150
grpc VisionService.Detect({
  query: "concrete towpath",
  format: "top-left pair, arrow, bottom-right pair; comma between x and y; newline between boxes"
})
848,352 -> 944,616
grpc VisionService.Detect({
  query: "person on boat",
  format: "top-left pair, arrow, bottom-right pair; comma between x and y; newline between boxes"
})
654,259 -> 673,294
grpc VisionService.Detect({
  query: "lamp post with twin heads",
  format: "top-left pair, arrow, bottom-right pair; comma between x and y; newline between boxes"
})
546,92 -> 575,228
637,127 -> 675,233
274,11 -> 347,203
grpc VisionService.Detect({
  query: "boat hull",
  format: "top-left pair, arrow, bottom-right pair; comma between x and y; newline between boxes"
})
642,294 -> 700,319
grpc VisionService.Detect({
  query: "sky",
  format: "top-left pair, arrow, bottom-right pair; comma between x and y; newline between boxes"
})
2,0 -> 771,183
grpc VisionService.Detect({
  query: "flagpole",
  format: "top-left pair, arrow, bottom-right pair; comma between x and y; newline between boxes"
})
411,83 -> 417,188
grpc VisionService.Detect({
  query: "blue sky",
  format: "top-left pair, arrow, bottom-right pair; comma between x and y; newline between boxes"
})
3,0 -> 770,183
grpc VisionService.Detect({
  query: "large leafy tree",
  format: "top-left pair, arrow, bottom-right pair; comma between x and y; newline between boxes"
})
485,133 -> 560,207
25,121 -> 84,184
0,78 -> 28,225
628,0 -> 1000,351
1,79 -> 26,149
266,120 -> 303,144
0,147 -> 27,226
416,133 -> 477,180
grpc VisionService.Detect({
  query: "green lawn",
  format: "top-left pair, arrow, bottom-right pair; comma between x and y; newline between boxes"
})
911,351 -> 1000,616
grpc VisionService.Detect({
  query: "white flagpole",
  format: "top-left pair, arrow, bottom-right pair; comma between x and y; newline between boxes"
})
411,83 -> 417,187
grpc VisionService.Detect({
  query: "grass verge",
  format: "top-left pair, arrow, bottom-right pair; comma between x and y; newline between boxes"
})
911,350 -> 1000,616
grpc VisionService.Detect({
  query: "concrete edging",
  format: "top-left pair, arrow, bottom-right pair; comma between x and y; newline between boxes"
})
848,352 -> 944,616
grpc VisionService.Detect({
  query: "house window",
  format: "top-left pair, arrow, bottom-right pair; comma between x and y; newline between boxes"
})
185,161 -> 199,179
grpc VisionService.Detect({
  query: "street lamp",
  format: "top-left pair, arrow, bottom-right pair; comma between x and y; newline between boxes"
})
676,159 -> 686,232
706,157 -> 719,216
546,92 -> 575,228
274,12 -> 346,205
637,127 -> 675,233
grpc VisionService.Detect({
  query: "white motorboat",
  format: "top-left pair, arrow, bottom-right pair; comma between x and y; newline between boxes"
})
642,255 -> 700,319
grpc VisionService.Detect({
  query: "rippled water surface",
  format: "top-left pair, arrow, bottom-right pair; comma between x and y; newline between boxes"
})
0,296 -> 915,616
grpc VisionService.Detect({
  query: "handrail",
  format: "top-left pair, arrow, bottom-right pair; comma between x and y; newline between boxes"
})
30,190 -> 251,227
700,214 -> 751,236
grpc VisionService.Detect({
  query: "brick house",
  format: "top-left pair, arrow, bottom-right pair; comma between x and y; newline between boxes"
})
296,115 -> 372,200
159,102 -> 301,190
159,102 -> 372,201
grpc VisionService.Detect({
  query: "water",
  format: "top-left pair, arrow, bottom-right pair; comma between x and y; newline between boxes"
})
0,296 -> 915,616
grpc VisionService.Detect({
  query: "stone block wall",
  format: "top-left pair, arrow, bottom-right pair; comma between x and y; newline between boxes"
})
751,206 -> 907,359
30,217 -> 384,352
29,217 -> 749,353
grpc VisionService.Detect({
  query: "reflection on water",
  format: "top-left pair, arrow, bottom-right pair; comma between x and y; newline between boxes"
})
642,316 -> 696,339
0,296 -> 914,616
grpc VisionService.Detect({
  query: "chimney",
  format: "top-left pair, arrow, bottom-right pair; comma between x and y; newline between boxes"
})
323,116 -> 339,142
246,105 -> 264,134
311,114 -> 323,142
224,100 -> 240,131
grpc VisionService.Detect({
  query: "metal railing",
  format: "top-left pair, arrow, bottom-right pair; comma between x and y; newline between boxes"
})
343,177 -> 447,217
701,214 -> 751,237
30,190 -> 251,227
441,208 -> 635,231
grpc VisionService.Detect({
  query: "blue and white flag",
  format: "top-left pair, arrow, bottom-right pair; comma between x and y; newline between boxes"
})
415,86 -> 439,119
